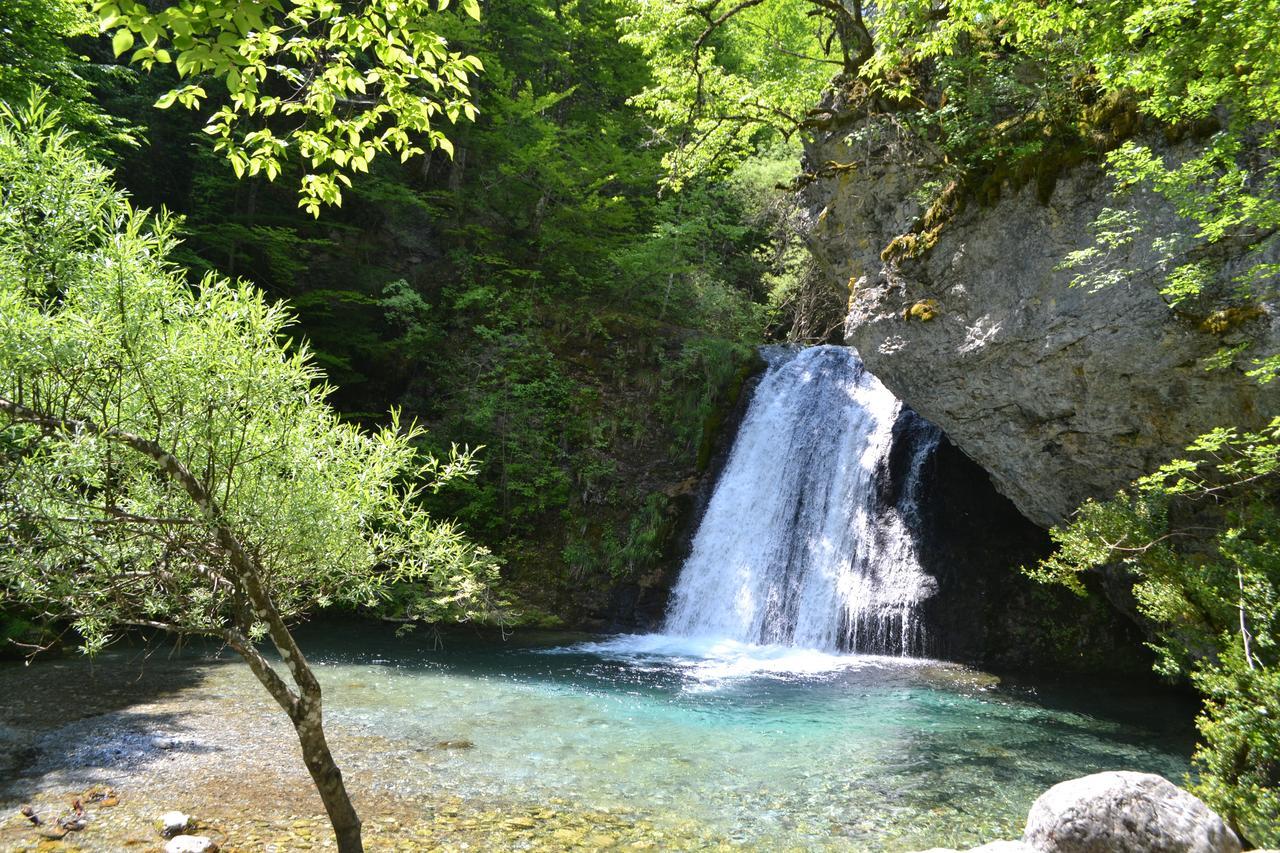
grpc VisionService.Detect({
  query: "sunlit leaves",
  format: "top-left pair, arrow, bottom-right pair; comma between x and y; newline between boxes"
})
620,0 -> 837,184
93,0 -> 484,214
0,0 -> 135,149
0,100 -> 501,647
1036,420 -> 1280,844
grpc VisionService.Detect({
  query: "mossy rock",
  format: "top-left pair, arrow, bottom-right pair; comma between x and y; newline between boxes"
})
1199,304 -> 1265,335
903,299 -> 941,322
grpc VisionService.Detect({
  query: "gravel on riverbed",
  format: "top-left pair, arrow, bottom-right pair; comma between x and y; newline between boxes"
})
0,648 -> 741,853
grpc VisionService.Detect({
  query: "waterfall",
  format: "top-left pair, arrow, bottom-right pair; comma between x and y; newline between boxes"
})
663,346 -> 940,656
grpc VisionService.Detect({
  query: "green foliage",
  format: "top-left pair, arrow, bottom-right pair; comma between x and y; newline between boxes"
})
95,0 -> 483,214
0,98 -> 500,650
0,0 -> 134,147
17,0 -> 789,622
658,337 -> 757,468
1036,421 -> 1280,845
563,493 -> 671,582
621,0 -> 839,182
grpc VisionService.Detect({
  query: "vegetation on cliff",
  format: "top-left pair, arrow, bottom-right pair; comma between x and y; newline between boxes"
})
1037,423 -> 1280,845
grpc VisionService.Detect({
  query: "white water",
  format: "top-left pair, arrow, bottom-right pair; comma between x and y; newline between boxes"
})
661,345 -> 939,656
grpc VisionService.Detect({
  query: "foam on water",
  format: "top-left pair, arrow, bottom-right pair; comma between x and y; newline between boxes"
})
567,633 -> 939,683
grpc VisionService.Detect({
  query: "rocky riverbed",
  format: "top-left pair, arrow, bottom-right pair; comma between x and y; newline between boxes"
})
0,629 -> 1203,852
0,645 -> 738,853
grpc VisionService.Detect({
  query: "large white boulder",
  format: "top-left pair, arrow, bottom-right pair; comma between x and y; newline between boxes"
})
1023,771 -> 1242,853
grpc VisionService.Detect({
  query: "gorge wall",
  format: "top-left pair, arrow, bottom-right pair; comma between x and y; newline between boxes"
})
797,98 -> 1280,529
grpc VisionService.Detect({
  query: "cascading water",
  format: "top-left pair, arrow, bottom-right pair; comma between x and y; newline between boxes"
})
663,345 -> 940,656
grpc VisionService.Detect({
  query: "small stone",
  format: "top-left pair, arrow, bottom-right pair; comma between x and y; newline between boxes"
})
165,836 -> 218,853
160,811 -> 192,838
434,739 -> 475,750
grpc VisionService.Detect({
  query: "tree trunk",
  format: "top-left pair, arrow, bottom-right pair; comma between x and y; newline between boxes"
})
294,700 -> 363,853
226,621 -> 366,853
0,398 -> 367,852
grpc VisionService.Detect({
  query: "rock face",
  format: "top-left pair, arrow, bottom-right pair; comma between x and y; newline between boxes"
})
888,410 -> 1151,673
1023,771 -> 1243,853
800,113 -> 1280,528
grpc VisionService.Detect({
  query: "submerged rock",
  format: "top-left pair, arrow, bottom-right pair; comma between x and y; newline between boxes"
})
434,739 -> 475,750
165,834 -> 218,853
919,842 -> 1032,852
160,810 -> 191,838
1022,771 -> 1242,853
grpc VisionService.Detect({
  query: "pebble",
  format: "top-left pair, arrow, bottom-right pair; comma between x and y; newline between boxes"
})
166,835 -> 218,853
161,810 -> 192,837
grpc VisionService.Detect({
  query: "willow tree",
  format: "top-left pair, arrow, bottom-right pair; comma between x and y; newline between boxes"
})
0,99 -> 499,853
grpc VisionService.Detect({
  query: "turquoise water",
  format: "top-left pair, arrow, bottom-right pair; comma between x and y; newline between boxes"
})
296,627 -> 1195,850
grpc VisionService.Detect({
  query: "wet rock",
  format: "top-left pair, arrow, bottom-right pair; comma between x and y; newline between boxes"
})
160,810 -> 191,837
1023,771 -> 1242,853
434,739 -> 475,750
165,834 -> 218,853
81,785 -> 118,807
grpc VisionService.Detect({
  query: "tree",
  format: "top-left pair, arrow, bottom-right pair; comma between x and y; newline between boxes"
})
0,0 -> 135,147
621,0 -> 866,182
0,98 -> 499,853
95,0 -> 484,214
1033,422 -> 1280,846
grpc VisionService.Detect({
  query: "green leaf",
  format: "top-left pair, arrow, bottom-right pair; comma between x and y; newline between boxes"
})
111,28 -> 135,57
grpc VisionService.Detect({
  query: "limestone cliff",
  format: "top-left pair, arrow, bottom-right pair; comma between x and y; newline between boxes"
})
799,107 -> 1280,528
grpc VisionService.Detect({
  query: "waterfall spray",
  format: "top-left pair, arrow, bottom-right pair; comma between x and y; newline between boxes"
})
663,346 -> 939,655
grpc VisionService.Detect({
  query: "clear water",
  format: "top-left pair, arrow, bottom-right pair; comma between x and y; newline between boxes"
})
296,625 -> 1195,851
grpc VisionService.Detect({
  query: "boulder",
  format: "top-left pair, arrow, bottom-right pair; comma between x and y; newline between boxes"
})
165,835 -> 218,853
1023,771 -> 1242,852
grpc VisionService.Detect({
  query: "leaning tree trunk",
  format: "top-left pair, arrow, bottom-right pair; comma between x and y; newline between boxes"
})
223,556 -> 366,853
0,398 -> 366,851
293,692 -> 363,852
